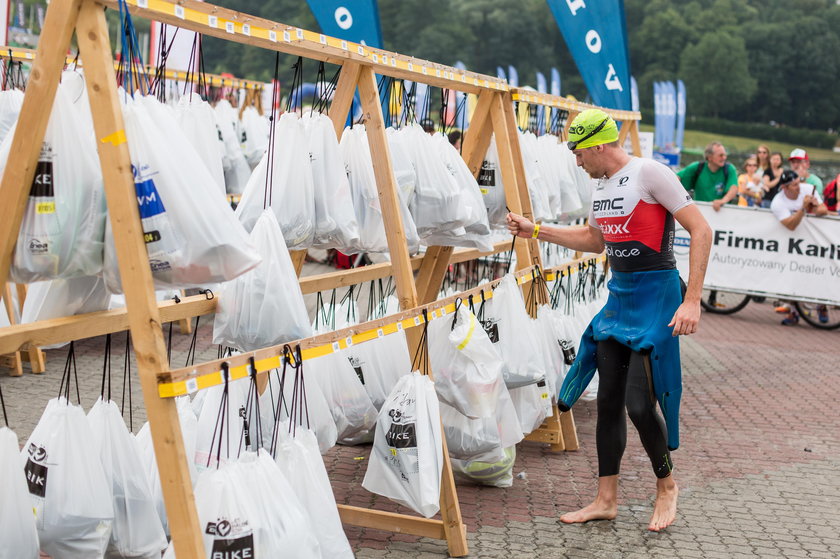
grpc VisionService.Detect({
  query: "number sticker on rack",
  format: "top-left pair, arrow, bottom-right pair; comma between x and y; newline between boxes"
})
296,29 -> 304,40
283,30 -> 291,42
377,328 -> 384,338
186,378 -> 198,394
174,5 -> 185,19
345,336 -> 353,347
341,40 -> 348,50
269,30 -> 277,42
242,24 -> 251,36
137,0 -> 147,7
225,21 -> 235,34
332,341 -> 341,352
208,15 -> 217,28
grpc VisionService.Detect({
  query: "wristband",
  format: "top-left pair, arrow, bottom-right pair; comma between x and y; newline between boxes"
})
531,223 -> 541,239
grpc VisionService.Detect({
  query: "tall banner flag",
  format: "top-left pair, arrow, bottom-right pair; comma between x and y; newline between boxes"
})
507,66 -> 519,87
497,66 -> 507,82
663,81 -> 676,149
676,79 -> 686,151
0,0 -> 8,43
653,82 -> 663,149
454,61 -> 468,132
630,75 -> 639,112
545,0 -> 631,110
305,0 -> 383,47
550,67 -> 561,97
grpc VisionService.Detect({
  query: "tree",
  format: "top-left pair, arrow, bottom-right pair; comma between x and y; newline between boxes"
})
679,31 -> 757,117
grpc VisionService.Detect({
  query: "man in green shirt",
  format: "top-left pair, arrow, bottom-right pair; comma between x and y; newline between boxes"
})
788,148 -> 823,196
676,142 -> 738,211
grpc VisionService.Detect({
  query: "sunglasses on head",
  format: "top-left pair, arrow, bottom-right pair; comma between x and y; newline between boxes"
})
567,118 -> 609,150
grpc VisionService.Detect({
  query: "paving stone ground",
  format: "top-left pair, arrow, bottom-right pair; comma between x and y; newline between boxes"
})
2,295 -> 838,558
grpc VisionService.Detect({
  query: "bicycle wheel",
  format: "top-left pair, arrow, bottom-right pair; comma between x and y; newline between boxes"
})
794,302 -> 840,330
700,289 -> 751,314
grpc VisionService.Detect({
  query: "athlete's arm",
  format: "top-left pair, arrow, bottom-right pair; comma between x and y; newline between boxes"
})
668,204 -> 711,336
506,212 -> 605,253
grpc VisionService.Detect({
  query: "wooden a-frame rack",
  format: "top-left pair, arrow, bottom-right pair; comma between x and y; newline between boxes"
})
0,0 -> 642,556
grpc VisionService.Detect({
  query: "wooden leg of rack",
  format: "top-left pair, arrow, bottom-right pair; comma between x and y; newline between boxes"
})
559,408 -> 579,451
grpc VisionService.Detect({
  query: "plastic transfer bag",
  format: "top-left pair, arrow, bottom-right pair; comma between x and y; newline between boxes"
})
215,99 -> 251,195
363,372 -> 443,518
345,331 -> 412,411
302,112 -> 360,252
21,397 -> 113,558
213,210 -> 312,352
0,426 -> 39,559
428,305 -> 503,419
0,88 -> 23,143
103,94 -> 261,293
236,112 -> 315,248
484,274 -> 546,388
239,106 -> 269,169
478,136 -> 508,228
87,398 -> 166,558
273,427 -> 353,558
174,96 -> 226,196
2,73 -> 106,282
306,351 -> 377,445
340,124 -> 420,254
164,450 -> 321,559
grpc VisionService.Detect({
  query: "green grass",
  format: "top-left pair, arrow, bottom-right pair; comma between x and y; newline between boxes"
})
639,124 -> 840,162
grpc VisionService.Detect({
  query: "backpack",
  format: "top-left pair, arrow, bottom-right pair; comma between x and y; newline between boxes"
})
824,174 -> 838,212
689,161 -> 730,192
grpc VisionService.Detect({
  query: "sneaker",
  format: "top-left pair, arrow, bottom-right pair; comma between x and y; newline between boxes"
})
781,312 -> 799,326
818,305 -> 829,324
775,304 -> 791,314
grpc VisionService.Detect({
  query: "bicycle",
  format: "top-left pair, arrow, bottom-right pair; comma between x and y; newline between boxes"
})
698,288 -> 840,330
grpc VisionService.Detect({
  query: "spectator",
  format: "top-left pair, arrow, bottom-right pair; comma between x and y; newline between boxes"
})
761,151 -> 785,207
448,130 -> 462,150
420,117 -> 436,134
770,170 -> 828,326
755,144 -> 771,182
737,156 -> 763,207
788,148 -> 824,196
676,141 -> 738,211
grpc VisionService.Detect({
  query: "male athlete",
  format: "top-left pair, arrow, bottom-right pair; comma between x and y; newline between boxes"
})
507,109 -> 712,532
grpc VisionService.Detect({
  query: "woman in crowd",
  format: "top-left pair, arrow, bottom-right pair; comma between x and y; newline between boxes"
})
755,144 -> 771,182
761,151 -> 785,207
738,156 -> 763,206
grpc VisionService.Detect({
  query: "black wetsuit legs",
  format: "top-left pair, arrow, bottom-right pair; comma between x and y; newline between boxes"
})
595,338 -> 673,479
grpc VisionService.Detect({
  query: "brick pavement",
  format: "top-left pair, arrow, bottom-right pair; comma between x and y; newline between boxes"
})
2,298 -> 839,558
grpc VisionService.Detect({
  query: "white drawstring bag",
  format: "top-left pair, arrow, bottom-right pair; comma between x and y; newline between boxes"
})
2,73 -> 106,283
363,372 -> 442,518
478,136 -> 508,228
302,112 -> 361,252
174,96 -> 226,196
21,397 -> 114,558
519,131 -> 553,222
508,379 -> 552,436
556,143 -> 584,216
104,94 -> 261,293
235,112 -> 315,248
274,427 -> 353,558
428,305 -> 503,419
193,377 -> 251,472
485,274 -> 546,388
0,426 -> 39,559
213,210 -> 312,352
306,351 -> 377,445
340,125 -> 420,254
136,397 -> 197,536
536,134 -> 565,217
239,106 -> 269,168
345,331 -> 412,411
87,398 -> 167,558
215,99 -> 251,195
259,366 -> 338,454
0,88 -> 23,143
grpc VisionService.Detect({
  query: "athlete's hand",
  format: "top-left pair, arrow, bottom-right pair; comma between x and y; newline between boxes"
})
506,212 -> 535,238
668,300 -> 701,336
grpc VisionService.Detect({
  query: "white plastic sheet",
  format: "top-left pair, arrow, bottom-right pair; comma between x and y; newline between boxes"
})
21,398 -> 114,558
87,398 -> 166,558
104,94 -> 261,293
213,210 -> 312,351
0,426 -> 39,559
2,74 -> 106,282
363,372 -> 443,518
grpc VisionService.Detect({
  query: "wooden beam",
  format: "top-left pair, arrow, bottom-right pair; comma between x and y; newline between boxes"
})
337,505 -> 446,539
559,410 -> 579,451
13,284 -> 46,373
0,294 -> 217,356
415,246 -> 454,305
0,0 -> 83,292
460,91 -> 495,178
75,2 -> 205,556
617,119 -> 631,146
356,65 -> 418,312
290,250 -> 307,277
329,61 -> 361,140
629,120 -> 642,157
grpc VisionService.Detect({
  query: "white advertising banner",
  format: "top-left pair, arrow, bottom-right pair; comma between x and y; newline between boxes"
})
675,203 -> 840,305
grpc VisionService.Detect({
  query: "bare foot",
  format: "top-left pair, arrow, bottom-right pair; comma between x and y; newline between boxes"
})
559,500 -> 618,524
648,477 -> 679,532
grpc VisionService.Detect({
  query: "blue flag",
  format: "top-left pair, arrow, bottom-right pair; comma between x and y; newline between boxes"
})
665,81 -> 677,150
305,0 -> 383,47
545,0 -> 631,110
653,81 -> 664,149
551,67 -> 561,97
497,66 -> 507,82
676,80 -> 686,151
630,76 -> 639,112
508,66 -> 519,87
454,61 -> 468,132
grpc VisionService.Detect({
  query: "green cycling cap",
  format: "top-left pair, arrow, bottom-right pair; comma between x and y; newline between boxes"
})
567,108 -> 619,150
